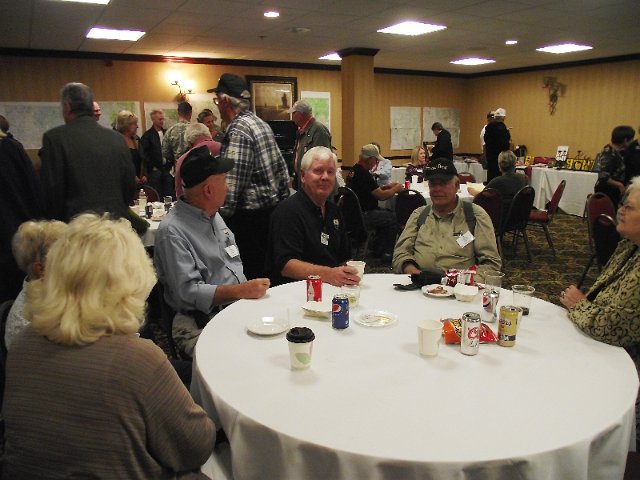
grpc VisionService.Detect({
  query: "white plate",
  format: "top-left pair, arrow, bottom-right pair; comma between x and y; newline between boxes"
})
246,316 -> 289,336
356,310 -> 397,328
301,301 -> 332,319
422,284 -> 454,297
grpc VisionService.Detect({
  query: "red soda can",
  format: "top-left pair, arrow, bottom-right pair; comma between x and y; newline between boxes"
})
445,269 -> 458,287
306,275 -> 322,302
404,180 -> 411,189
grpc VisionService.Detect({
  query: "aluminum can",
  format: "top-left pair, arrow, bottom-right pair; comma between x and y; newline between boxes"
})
481,290 -> 499,323
461,312 -> 481,355
404,180 -> 411,190
445,269 -> 458,287
331,294 -> 350,329
498,305 -> 520,347
306,275 -> 322,302
459,268 -> 477,286
145,203 -> 153,219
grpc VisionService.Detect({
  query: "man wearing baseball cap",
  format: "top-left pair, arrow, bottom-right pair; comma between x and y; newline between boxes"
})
208,73 -> 290,280
483,107 -> 511,181
346,143 -> 405,262
154,145 -> 270,357
288,98 -> 332,189
393,158 -> 501,278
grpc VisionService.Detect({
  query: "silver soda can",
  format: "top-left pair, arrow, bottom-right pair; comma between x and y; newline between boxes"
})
482,290 -> 499,323
461,312 -> 481,355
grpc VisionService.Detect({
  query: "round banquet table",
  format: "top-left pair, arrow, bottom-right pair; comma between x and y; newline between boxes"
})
192,274 -> 637,480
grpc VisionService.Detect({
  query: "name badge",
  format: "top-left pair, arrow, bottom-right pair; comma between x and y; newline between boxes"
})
320,232 -> 329,245
456,231 -> 474,248
225,244 -> 240,258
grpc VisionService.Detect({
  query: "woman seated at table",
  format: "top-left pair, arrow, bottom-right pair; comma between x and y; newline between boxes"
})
406,144 -> 428,181
5,219 -> 67,350
3,214 -> 215,479
467,150 -> 528,211
560,176 -> 640,441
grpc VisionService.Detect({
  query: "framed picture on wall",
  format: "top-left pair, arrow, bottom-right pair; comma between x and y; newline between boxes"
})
246,75 -> 298,121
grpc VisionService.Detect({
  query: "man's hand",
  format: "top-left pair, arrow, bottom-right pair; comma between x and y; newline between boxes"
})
240,278 -> 270,299
324,266 -> 360,287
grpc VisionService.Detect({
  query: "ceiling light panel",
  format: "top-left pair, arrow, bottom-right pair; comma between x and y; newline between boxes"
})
536,43 -> 593,54
377,21 -> 446,36
450,57 -> 495,66
86,27 -> 145,41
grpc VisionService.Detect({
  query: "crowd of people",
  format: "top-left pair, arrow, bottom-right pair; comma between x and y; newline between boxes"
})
1,75 -> 640,476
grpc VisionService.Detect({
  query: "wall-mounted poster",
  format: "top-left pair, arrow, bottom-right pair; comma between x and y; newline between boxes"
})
423,107 -> 460,148
390,107 -> 421,150
301,91 -> 331,132
246,76 -> 298,121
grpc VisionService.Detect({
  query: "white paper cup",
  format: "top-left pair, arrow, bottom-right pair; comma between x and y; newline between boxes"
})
411,175 -> 419,184
288,341 -> 313,369
417,319 -> 443,357
346,260 -> 366,281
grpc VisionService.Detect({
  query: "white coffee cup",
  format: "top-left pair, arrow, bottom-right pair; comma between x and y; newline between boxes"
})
417,319 -> 443,357
411,175 -> 419,184
346,260 -> 366,281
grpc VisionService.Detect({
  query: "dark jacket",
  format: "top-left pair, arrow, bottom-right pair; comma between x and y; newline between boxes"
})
140,126 -> 167,172
430,128 -> 453,161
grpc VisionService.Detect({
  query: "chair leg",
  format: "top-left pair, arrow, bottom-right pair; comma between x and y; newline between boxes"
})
542,224 -> 556,256
521,228 -> 533,262
578,254 -> 595,289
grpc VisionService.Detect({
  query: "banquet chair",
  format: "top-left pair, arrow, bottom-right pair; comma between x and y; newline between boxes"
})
498,186 -> 535,262
528,179 -> 566,256
592,214 -> 621,269
473,188 -> 503,255
577,193 -> 617,287
395,189 -> 426,233
457,172 -> 475,184
0,299 -> 14,414
142,185 -> 160,203
336,186 -> 372,260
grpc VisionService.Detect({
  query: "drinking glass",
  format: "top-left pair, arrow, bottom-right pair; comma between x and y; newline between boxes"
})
484,270 -> 504,295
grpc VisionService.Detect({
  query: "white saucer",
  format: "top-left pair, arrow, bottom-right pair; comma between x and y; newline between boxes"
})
246,316 -> 289,336
356,310 -> 397,327
422,284 -> 454,298
301,301 -> 332,319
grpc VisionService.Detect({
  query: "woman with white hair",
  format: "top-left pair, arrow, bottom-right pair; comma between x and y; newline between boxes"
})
560,176 -> 640,444
5,219 -> 67,349
3,214 -> 215,478
174,122 -> 221,197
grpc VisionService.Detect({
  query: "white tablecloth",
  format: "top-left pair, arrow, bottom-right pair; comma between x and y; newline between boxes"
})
411,182 -> 473,205
191,274 -> 637,480
454,160 -> 487,183
390,167 -> 406,183
530,167 -> 598,216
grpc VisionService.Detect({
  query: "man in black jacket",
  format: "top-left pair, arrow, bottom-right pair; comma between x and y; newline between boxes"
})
141,109 -> 173,199
430,122 -> 453,161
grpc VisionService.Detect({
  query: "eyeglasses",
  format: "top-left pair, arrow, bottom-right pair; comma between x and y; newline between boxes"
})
620,202 -> 638,213
213,97 -> 220,106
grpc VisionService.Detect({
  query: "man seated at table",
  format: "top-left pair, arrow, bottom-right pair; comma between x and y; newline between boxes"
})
468,150 -> 528,212
267,146 -> 360,287
393,159 -> 502,278
346,144 -> 405,262
154,145 -> 270,358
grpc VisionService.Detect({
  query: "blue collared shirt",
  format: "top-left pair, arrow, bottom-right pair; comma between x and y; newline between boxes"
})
154,199 -> 246,314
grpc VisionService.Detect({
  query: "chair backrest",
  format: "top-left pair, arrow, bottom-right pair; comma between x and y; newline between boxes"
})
336,186 -> 369,245
546,179 -> 567,217
501,185 -> 535,233
473,187 -> 503,231
395,189 -> 427,228
593,214 -> 621,268
142,185 -> 160,203
586,192 -> 617,249
457,172 -> 475,184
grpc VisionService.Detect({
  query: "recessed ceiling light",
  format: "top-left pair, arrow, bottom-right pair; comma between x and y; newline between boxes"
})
59,0 -> 110,4
450,57 -> 495,66
536,43 -> 593,54
264,11 -> 279,18
377,21 -> 446,36
86,27 -> 145,41
505,40 -> 518,45
319,53 -> 341,61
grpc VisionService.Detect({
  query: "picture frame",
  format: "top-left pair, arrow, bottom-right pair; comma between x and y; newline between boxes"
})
246,75 -> 298,121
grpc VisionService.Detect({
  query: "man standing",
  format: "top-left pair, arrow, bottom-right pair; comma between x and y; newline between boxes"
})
346,144 -> 404,262
39,82 -> 135,222
479,111 -> 494,166
483,107 -> 511,181
92,102 -> 102,121
162,101 -> 192,170
141,109 -> 172,199
429,122 -> 453,161
393,159 -> 501,277
209,73 -> 290,279
267,146 -> 359,286
289,99 -> 332,188
154,145 -> 270,358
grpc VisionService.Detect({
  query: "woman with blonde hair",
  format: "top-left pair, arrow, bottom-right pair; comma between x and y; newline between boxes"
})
116,109 -> 147,185
406,144 -> 428,182
3,214 -> 215,479
5,219 -> 67,349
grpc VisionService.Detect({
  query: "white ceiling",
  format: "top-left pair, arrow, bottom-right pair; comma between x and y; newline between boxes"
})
1,0 -> 639,74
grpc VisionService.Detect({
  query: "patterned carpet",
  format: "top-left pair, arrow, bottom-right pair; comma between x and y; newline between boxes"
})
366,211 -> 596,306
146,211 -> 598,358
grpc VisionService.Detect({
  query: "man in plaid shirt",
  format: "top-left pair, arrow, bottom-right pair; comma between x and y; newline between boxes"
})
209,73 -> 290,279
